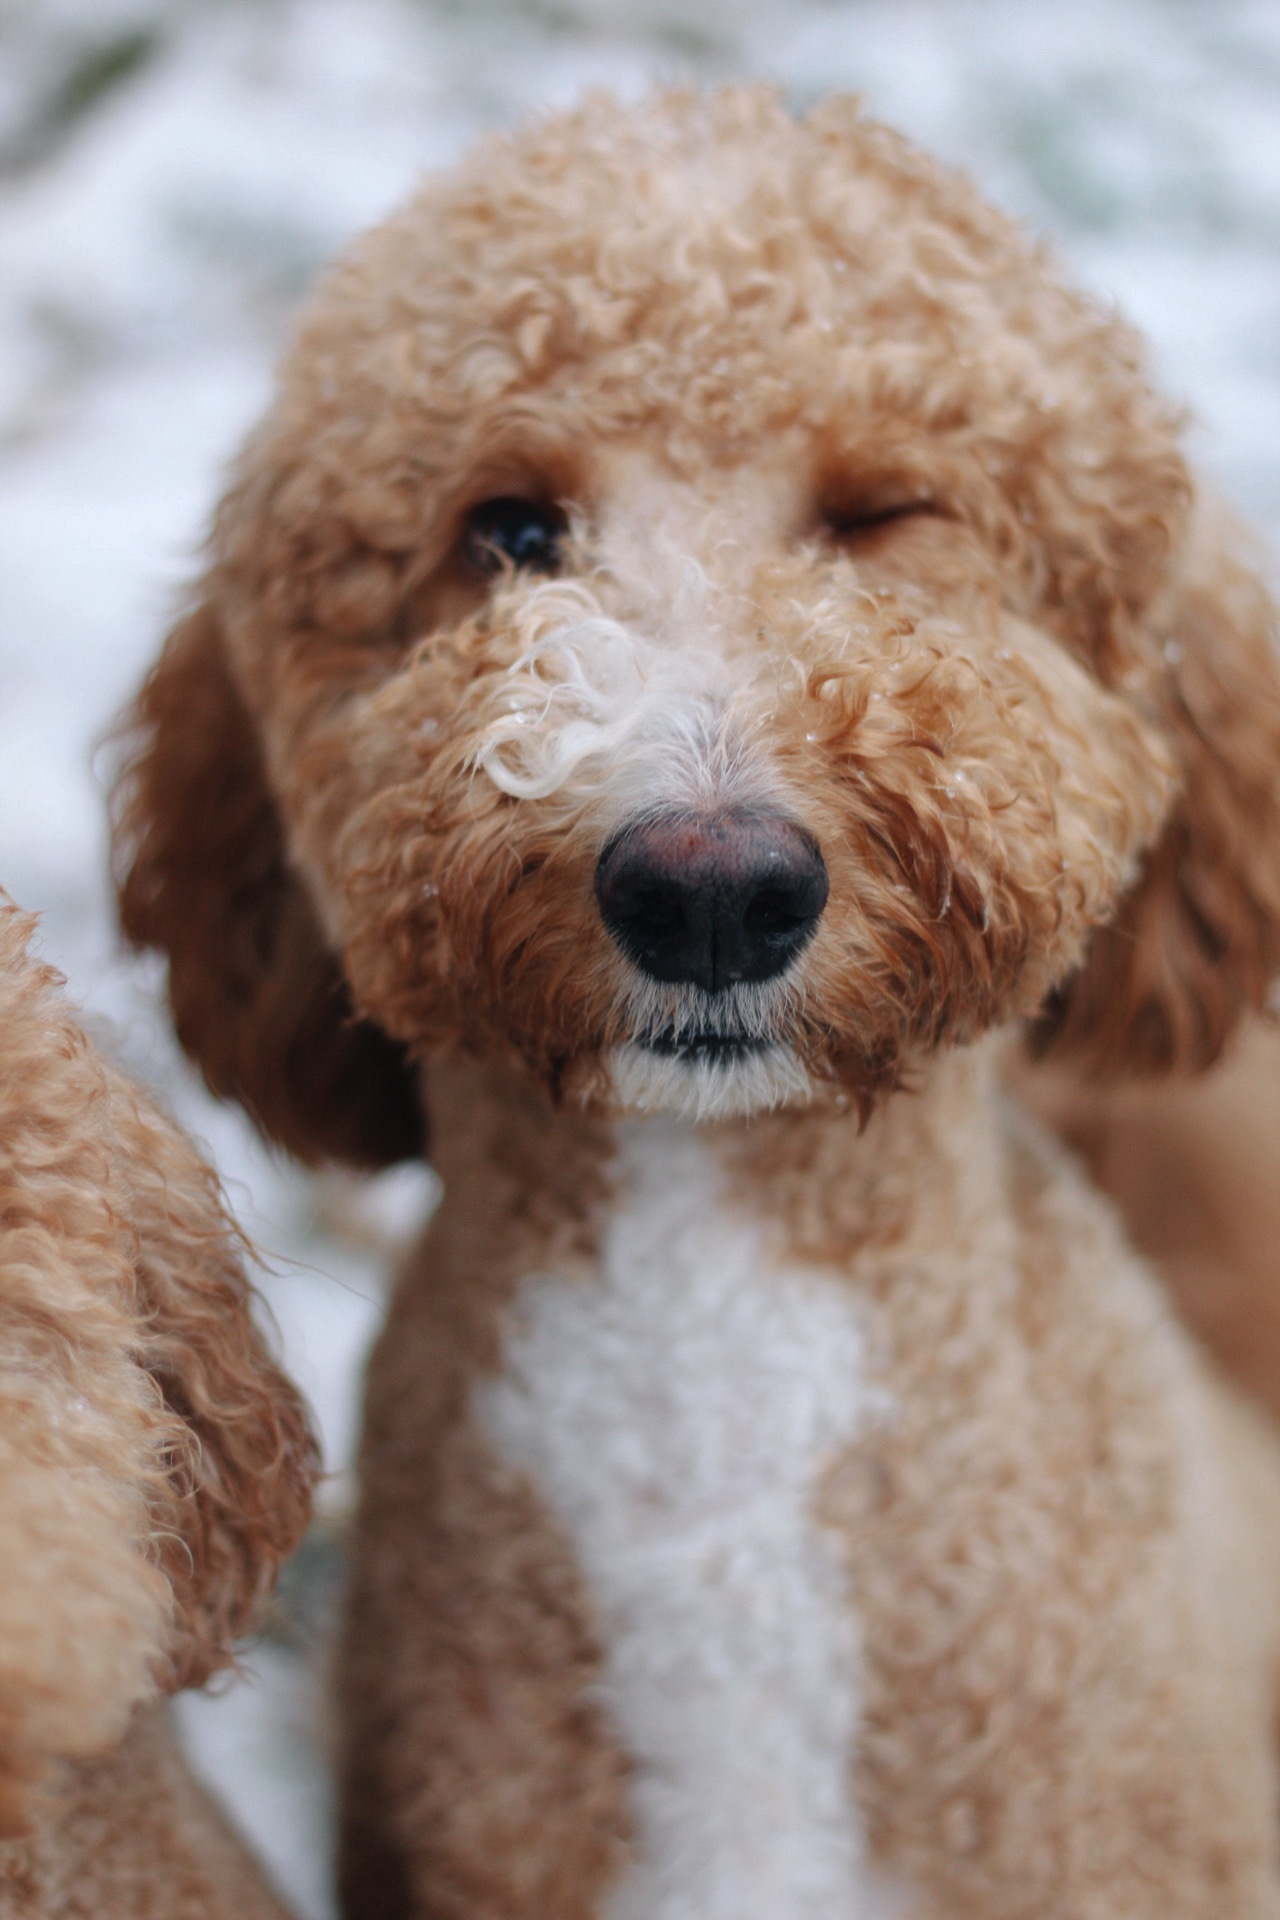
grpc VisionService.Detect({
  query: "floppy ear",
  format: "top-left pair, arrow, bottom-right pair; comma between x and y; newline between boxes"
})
1032,503 -> 1280,1073
112,599 -> 424,1167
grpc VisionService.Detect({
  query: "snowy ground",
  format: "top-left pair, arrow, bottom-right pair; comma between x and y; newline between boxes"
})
2,1 -> 1279,1912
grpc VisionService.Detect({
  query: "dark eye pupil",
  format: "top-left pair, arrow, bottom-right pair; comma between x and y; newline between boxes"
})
465,497 -> 566,575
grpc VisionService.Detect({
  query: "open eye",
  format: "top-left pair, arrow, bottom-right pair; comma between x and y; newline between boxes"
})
464,497 -> 568,576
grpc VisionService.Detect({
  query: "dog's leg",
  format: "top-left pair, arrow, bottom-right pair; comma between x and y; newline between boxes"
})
336,1062 -> 633,1920
337,1343 -> 633,1920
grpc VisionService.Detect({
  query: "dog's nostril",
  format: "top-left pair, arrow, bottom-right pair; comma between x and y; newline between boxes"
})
595,809 -> 828,994
620,887 -> 685,931
744,885 -> 820,941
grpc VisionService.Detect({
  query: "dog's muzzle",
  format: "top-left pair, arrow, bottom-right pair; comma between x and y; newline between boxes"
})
595,807 -> 828,994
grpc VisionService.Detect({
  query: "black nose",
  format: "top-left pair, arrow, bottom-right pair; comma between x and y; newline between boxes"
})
595,809 -> 828,993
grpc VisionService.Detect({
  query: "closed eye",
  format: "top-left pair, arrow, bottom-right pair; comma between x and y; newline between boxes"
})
821,498 -> 938,542
463,496 -> 568,576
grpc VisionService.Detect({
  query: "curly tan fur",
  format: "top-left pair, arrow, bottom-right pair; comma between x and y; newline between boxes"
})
114,95 -> 1280,1137
113,605 -> 423,1168
0,896 -> 315,1911
112,89 -> 1280,1919
1032,507 -> 1280,1071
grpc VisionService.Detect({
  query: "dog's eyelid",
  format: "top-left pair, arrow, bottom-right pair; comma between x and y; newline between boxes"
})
820,497 -> 940,540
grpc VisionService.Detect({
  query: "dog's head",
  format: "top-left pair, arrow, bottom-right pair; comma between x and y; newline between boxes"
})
114,89 -> 1280,1151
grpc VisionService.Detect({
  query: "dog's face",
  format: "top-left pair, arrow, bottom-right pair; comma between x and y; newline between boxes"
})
116,92 -> 1280,1155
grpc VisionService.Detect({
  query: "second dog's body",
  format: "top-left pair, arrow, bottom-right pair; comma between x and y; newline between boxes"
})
0,897 -> 314,1916
1,1708 -> 292,1920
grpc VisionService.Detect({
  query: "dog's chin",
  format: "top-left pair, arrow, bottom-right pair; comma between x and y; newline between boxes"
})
606,1035 -> 814,1122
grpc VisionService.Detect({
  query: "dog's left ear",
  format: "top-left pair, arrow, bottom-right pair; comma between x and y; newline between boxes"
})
1033,502 -> 1280,1074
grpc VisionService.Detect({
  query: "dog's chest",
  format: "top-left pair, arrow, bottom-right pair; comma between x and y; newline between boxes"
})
478,1123 -> 908,1920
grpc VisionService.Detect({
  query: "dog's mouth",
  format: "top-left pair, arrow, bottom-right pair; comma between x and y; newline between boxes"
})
609,979 -> 808,1117
638,1028 -> 770,1067
608,1030 -> 812,1121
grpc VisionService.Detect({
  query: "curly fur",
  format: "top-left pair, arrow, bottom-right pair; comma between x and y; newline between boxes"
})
111,88 -> 1280,1919
114,92 -> 1280,1144
0,896 -> 315,1911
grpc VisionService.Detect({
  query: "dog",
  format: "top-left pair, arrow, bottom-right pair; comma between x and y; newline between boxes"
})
0,896 -> 315,1916
113,88 -> 1280,1918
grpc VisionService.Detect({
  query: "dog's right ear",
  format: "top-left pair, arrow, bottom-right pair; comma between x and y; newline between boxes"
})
112,599 -> 424,1168
1028,505 -> 1280,1079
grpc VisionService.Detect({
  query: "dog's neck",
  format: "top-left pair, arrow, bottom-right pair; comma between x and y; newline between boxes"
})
420,1036 -> 1009,1262
410,1031 -> 1033,1920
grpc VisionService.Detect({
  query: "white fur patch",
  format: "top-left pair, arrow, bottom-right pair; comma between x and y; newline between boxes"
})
475,588 -> 715,804
472,537 -> 784,827
478,1126 -> 911,1920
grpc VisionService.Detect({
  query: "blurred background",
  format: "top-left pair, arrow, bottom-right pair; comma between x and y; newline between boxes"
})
2,1 -> 1279,1912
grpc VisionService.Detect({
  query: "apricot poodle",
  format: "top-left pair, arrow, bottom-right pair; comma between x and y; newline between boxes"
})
115,90 -> 1280,1918
0,897 -> 315,1916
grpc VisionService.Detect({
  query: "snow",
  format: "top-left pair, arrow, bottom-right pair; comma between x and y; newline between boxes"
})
1,2 -> 1278,1912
